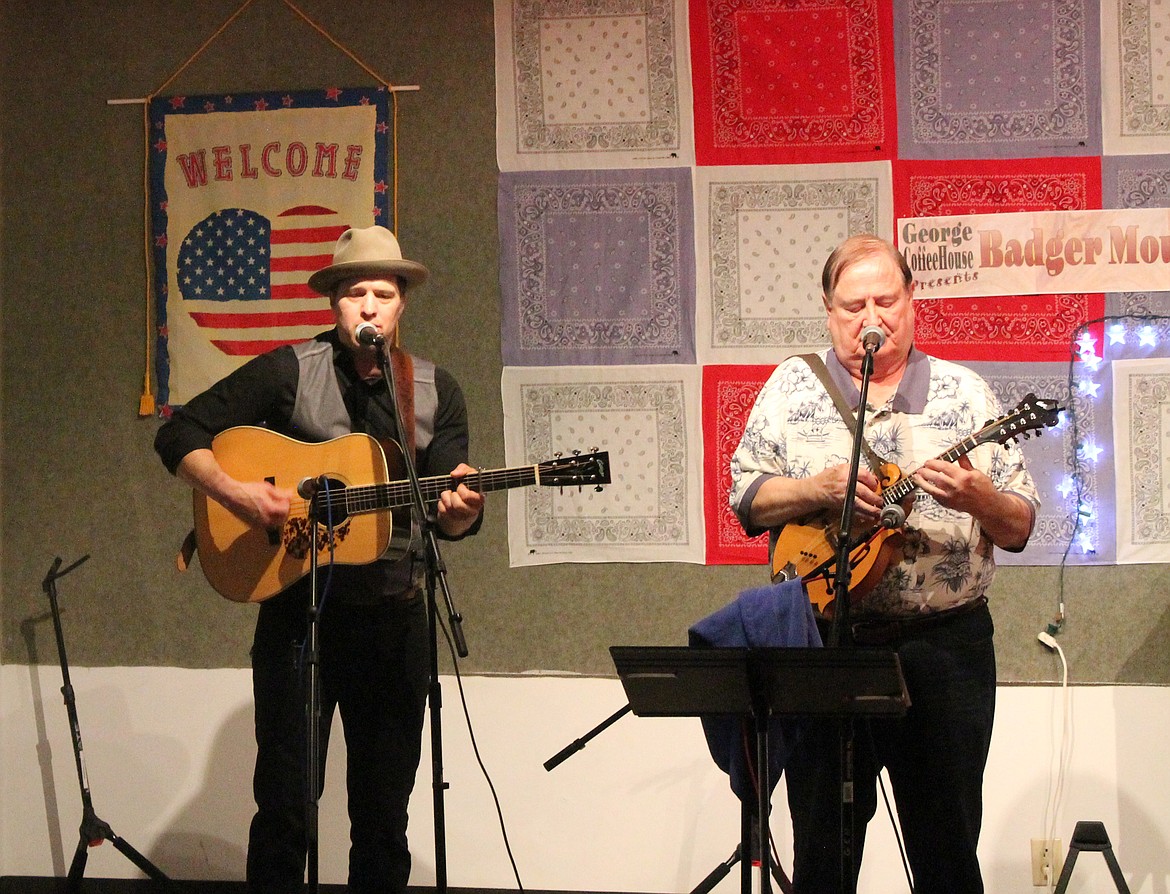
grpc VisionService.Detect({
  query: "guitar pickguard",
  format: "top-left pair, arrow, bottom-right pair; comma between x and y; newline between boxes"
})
282,516 -> 353,561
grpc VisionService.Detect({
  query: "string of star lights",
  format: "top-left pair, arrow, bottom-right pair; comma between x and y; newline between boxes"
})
1055,311 -> 1170,636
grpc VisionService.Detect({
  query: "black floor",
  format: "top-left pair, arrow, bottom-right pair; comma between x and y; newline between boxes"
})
0,881 -> 613,894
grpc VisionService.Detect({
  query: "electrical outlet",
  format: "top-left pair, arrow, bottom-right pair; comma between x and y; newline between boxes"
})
1031,838 -> 1062,886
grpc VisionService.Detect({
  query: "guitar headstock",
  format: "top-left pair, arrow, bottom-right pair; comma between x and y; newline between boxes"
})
538,451 -> 611,489
976,392 -> 1064,447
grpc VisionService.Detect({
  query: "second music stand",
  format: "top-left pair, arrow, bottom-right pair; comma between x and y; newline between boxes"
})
610,645 -> 908,894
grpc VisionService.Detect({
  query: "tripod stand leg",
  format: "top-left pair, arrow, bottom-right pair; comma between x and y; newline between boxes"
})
66,836 -> 89,890
68,805 -> 172,888
690,845 -> 740,894
110,835 -> 171,883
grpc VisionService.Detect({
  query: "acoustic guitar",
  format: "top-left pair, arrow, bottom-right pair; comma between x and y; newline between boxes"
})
770,393 -> 1062,618
192,426 -> 610,602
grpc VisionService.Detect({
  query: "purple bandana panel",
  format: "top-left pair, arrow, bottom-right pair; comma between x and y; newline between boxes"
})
968,360 -> 1114,566
893,0 -> 1101,159
498,167 -> 696,366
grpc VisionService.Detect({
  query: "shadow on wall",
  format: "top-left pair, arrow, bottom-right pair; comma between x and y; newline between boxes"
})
1118,600 -> 1170,684
19,608 -> 252,880
148,703 -> 252,879
20,610 -> 69,876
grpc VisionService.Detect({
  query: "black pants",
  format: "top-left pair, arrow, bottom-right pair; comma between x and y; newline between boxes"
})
246,583 -> 430,894
785,602 -> 997,894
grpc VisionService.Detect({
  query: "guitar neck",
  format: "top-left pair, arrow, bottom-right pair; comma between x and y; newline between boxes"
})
332,465 -> 541,515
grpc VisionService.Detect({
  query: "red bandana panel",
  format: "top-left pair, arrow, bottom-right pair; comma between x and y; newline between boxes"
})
703,364 -> 773,565
894,158 -> 1104,361
691,0 -> 898,165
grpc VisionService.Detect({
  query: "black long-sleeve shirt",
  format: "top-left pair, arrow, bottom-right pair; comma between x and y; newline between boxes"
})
155,328 -> 480,601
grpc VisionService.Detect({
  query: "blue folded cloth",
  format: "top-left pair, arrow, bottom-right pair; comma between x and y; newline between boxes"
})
687,578 -> 822,803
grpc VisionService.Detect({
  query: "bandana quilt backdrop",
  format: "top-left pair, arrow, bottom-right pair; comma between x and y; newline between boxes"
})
150,88 -> 389,410
495,0 -> 1170,569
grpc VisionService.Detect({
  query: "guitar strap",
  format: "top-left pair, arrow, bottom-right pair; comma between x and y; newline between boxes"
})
799,353 -> 884,474
388,347 -> 416,458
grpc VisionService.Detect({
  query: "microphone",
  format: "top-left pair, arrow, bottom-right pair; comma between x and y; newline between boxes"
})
355,321 -> 383,347
860,325 -> 885,352
297,476 -> 327,499
879,503 -> 905,530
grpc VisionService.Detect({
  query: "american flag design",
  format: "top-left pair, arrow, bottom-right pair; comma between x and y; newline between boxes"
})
150,88 -> 388,410
177,205 -> 347,356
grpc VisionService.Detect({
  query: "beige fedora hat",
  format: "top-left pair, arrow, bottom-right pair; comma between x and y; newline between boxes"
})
308,226 -> 429,296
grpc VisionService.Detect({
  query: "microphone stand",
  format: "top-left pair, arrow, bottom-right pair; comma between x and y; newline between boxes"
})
826,337 -> 880,894
41,555 -> 172,890
303,480 -> 326,894
372,333 -> 466,894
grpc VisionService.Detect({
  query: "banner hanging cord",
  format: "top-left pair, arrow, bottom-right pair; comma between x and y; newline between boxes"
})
135,0 -> 404,414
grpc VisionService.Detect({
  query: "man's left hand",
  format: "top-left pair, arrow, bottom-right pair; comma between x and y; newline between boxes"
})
436,462 -> 485,537
915,455 -> 1033,549
914,455 -> 988,515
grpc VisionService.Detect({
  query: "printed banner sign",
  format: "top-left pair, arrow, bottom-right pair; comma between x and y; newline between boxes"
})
898,207 -> 1170,299
150,88 -> 389,410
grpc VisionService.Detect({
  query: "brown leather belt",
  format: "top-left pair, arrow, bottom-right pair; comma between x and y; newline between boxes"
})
851,596 -> 988,646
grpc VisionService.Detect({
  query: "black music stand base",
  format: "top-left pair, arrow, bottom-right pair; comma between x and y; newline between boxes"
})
611,646 -> 907,894
1053,821 -> 1130,894
690,801 -> 792,894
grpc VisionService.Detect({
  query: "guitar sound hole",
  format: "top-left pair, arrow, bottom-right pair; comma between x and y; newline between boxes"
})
309,477 -> 350,524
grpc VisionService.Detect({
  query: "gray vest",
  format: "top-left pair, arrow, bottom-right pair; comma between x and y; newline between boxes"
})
289,338 -> 436,450
289,338 -> 437,568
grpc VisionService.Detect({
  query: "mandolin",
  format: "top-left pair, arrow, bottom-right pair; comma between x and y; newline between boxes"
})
770,393 -> 1062,618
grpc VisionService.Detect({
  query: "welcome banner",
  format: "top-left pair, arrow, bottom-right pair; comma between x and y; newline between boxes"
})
149,88 -> 389,410
898,207 -> 1170,299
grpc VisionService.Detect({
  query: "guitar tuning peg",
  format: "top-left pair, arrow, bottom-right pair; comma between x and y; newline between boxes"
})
594,484 -> 604,492
554,451 -> 563,459
572,448 -> 581,456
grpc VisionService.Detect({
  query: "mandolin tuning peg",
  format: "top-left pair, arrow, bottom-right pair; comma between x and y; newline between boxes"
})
594,484 -> 604,492
572,448 -> 581,455
554,451 -> 563,459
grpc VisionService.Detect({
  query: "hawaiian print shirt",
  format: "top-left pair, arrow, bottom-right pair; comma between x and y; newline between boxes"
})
729,348 -> 1039,619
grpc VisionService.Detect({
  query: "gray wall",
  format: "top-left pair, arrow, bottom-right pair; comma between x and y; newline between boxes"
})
2,0 -> 1167,683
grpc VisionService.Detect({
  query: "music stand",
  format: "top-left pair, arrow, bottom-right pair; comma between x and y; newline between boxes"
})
611,645 -> 908,894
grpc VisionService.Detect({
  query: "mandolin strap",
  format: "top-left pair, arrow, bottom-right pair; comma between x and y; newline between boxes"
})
798,353 -> 884,474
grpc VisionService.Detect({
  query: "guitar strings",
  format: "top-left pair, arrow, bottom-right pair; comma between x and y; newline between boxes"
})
278,457 -> 604,521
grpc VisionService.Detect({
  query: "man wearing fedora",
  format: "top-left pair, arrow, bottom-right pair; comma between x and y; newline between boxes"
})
156,225 -> 484,893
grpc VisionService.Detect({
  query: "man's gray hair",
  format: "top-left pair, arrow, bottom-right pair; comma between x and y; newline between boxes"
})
820,235 -> 912,307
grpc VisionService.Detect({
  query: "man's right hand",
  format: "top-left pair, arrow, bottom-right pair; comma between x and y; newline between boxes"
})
225,479 -> 292,530
813,463 -> 883,525
748,462 -> 884,530
177,448 -> 293,530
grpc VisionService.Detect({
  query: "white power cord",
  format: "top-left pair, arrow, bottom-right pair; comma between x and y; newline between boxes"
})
1037,630 -> 1072,891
